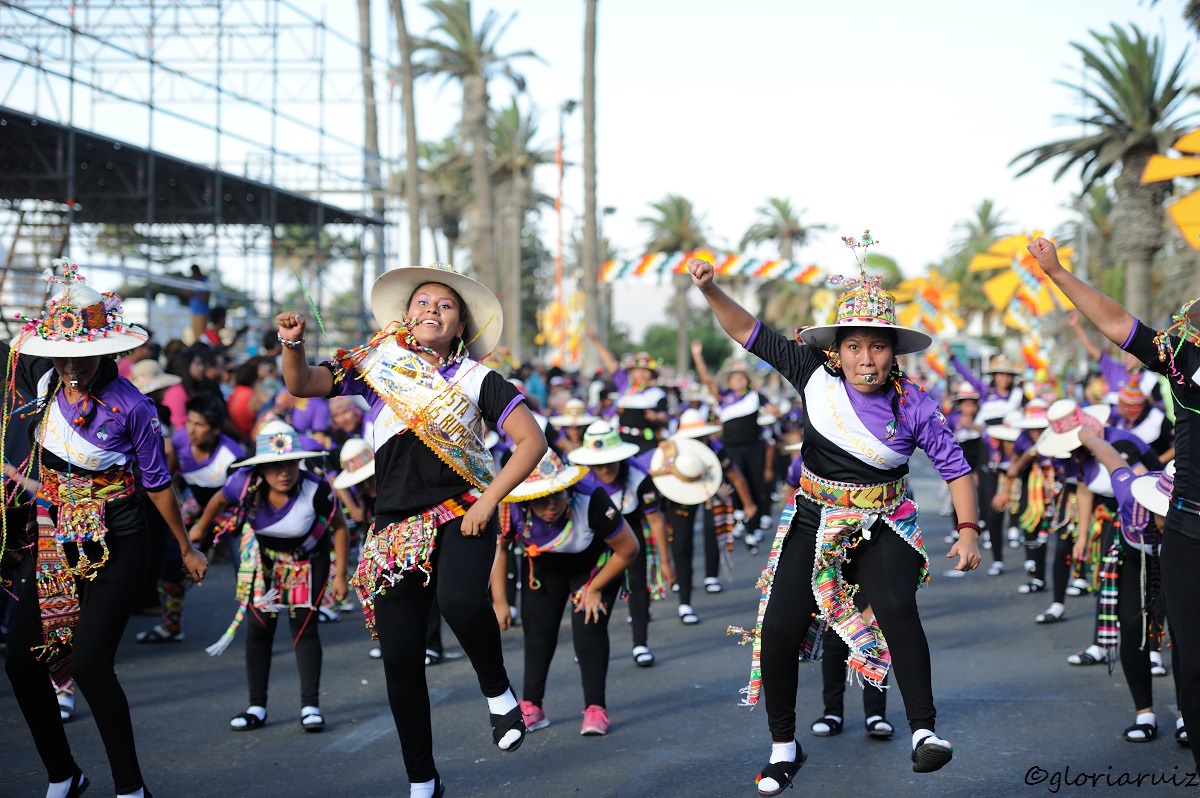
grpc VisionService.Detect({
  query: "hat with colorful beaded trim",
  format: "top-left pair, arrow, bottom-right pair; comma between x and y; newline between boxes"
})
1034,400 -> 1109,458
230,420 -> 329,468
10,259 -> 149,357
506,449 -> 589,502
796,232 -> 932,356
370,261 -> 502,360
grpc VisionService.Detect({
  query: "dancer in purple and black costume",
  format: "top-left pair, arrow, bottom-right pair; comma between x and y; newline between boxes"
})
276,261 -> 546,798
188,420 -> 347,733
2,260 -> 207,798
586,329 -> 670,454
688,243 -> 980,792
1029,236 -> 1200,772
491,449 -> 637,737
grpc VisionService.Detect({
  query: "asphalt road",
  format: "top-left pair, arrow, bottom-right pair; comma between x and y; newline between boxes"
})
3,456 -> 1196,797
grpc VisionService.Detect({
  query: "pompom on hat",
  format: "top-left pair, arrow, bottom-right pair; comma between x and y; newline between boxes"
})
10,258 -> 149,357
795,231 -> 932,356
1117,381 -> 1147,409
566,420 -> 641,466
331,437 -> 376,489
370,261 -> 502,360
506,449 -> 588,502
230,420 -> 329,468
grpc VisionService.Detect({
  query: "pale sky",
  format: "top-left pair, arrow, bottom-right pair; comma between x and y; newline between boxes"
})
4,0 -> 1195,341
397,0 -> 1194,337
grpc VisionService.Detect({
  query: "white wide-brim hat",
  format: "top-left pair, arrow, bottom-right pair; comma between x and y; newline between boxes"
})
332,437 -> 377,489
549,399 -> 599,428
1035,401 -> 1109,459
507,449 -> 589,502
649,438 -> 723,505
1130,460 -> 1174,518
370,262 -> 502,360
231,420 -> 330,468
567,420 -> 641,465
1011,399 -> 1051,430
128,359 -> 182,395
12,262 -> 149,357
673,408 -> 723,439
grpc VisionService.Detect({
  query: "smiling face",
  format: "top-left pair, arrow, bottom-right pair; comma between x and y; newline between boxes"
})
836,330 -> 895,395
51,355 -> 102,393
406,282 -> 467,356
261,460 -> 301,495
528,489 -> 570,523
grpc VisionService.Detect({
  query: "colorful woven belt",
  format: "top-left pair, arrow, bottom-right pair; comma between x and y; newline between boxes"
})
796,466 -> 906,510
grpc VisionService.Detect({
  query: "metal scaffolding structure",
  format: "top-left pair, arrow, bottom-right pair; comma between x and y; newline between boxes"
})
0,0 -> 399,349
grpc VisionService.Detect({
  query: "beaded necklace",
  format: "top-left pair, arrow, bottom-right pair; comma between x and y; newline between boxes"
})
398,316 -> 467,369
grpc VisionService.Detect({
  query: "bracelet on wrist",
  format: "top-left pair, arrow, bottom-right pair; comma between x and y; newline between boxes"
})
956,521 -> 982,534
278,334 -> 305,350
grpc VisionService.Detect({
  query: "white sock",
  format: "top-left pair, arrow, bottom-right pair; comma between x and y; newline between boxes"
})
1178,716 -> 1187,730
487,689 -> 521,750
912,729 -> 951,750
1150,650 -> 1164,665
1085,644 -> 1105,661
229,705 -> 266,729
769,740 -> 797,764
409,779 -> 436,798
812,714 -> 842,733
46,775 -> 78,798
116,790 -> 145,798
1043,602 -> 1065,617
757,741 -> 797,794
1127,710 -> 1157,740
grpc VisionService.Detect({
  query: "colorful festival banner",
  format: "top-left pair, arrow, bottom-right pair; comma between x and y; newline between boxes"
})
597,250 -> 826,285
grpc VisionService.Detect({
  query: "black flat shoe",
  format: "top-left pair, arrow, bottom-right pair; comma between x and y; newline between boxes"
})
912,734 -> 954,773
65,771 -> 89,798
490,704 -> 526,752
755,750 -> 807,796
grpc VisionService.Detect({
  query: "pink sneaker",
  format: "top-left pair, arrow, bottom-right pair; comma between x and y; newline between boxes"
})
580,704 -> 609,736
520,700 -> 549,731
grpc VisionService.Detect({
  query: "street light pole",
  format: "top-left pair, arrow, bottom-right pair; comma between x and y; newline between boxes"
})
555,98 -> 578,367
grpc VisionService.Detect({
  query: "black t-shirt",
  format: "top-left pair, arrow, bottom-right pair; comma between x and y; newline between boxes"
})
1124,320 -> 1200,537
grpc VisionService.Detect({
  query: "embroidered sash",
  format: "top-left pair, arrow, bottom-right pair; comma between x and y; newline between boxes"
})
33,466 -> 136,687
337,329 -> 494,490
352,490 -> 477,639
728,470 -> 924,706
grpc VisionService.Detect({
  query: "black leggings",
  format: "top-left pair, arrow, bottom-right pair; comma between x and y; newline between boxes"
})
244,546 -> 330,708
725,442 -> 770,531
977,467 -> 1005,564
820,627 -> 888,720
519,537 -> 620,709
667,501 -> 718,606
624,516 -> 650,648
1160,525 -> 1200,771
373,514 -> 512,784
1116,543 -> 1178,711
761,497 -> 934,742
6,532 -> 151,794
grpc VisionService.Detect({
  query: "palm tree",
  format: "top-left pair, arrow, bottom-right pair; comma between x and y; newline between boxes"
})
581,0 -> 600,373
639,194 -> 709,374
413,0 -> 538,294
945,198 -> 1010,326
740,196 -> 824,331
389,0 -> 422,272
357,0 -> 384,337
415,137 -> 471,263
490,96 -> 554,361
1011,23 -> 1197,320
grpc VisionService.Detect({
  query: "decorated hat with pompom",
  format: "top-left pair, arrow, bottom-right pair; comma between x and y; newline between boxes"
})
10,258 -> 148,357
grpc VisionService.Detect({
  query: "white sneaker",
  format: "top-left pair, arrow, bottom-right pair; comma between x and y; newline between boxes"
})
986,561 -> 1005,576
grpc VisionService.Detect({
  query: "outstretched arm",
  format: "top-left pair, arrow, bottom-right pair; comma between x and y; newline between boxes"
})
687,258 -> 757,347
1065,311 -> 1103,362
1028,238 -> 1136,348
690,339 -> 720,398
586,328 -> 620,375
